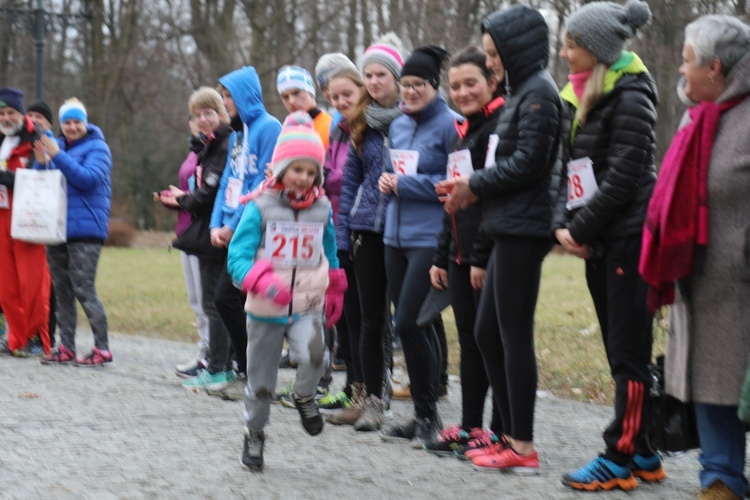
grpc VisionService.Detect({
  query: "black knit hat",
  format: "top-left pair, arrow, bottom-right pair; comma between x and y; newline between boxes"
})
27,100 -> 53,124
401,45 -> 450,89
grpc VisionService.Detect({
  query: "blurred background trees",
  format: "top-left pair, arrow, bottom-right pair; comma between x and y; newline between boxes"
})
1,0 -> 746,229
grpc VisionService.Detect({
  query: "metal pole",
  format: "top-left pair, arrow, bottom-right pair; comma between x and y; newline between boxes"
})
34,0 -> 45,100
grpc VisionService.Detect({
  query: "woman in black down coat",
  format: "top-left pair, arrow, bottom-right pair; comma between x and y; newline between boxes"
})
552,1 -> 663,492
438,5 -> 562,473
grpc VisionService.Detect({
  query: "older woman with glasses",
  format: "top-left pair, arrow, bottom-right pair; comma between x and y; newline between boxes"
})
640,14 -> 750,500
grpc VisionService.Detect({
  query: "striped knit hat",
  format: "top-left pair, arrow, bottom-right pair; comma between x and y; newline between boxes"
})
315,53 -> 358,91
277,66 -> 316,98
271,111 -> 325,186
59,98 -> 88,124
361,33 -> 405,81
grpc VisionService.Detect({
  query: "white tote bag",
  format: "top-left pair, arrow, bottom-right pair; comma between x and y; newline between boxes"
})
11,168 -> 67,244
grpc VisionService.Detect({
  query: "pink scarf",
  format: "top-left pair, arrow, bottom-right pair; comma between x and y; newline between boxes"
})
568,71 -> 593,101
639,96 -> 745,310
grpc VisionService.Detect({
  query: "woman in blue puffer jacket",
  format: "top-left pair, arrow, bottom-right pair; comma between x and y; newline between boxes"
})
33,98 -> 113,366
377,46 -> 459,447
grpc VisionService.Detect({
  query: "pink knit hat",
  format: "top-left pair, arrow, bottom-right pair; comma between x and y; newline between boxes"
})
271,111 -> 326,186
361,33 -> 405,81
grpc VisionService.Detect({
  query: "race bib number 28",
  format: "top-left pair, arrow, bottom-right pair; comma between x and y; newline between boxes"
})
566,157 -> 598,210
266,221 -> 324,268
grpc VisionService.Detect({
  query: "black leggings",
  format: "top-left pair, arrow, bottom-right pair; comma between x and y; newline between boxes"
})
385,245 -> 437,419
449,262 -> 502,434
214,255 -> 248,375
474,237 -> 551,442
336,255 -> 362,388
431,316 -> 448,386
353,232 -> 389,398
200,256 -> 231,374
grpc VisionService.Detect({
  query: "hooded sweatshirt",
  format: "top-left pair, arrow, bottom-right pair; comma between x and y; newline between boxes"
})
210,66 -> 282,231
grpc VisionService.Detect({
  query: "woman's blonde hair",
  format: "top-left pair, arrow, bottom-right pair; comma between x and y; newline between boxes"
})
565,32 -> 606,125
327,67 -> 365,89
188,87 -> 230,124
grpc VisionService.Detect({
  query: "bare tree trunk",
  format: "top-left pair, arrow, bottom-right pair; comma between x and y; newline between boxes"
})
360,0 -> 372,49
346,0 -> 358,60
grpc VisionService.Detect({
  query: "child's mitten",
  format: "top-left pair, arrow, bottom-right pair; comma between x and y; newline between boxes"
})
324,268 -> 348,328
242,259 -> 293,306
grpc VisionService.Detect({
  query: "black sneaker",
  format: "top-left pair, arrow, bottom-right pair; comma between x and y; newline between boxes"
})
380,419 -> 417,443
412,416 -> 440,449
423,425 -> 470,457
240,429 -> 265,472
292,393 -> 324,436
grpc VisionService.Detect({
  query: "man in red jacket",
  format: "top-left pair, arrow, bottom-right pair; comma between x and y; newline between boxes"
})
0,87 -> 51,355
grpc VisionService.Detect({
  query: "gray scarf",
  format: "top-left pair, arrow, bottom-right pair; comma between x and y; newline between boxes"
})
364,101 -> 402,132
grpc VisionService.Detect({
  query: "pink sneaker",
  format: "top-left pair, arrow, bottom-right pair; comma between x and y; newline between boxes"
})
471,448 -> 540,475
458,430 -> 508,461
40,344 -> 76,365
76,347 -> 113,367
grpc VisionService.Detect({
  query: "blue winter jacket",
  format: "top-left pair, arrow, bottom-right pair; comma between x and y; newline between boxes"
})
210,66 -> 282,231
385,95 -> 459,249
335,127 -> 391,252
34,124 -> 112,240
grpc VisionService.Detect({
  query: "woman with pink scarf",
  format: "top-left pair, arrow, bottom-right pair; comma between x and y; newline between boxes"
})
640,15 -> 750,500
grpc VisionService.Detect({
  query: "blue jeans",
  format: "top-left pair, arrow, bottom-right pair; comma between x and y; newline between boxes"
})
694,402 -> 748,497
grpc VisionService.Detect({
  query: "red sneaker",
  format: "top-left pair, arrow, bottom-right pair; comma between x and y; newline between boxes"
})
76,347 -> 113,367
459,431 -> 509,461
40,344 -> 76,365
471,447 -> 540,475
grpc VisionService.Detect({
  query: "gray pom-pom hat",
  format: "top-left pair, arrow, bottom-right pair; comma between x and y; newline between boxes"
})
565,0 -> 652,65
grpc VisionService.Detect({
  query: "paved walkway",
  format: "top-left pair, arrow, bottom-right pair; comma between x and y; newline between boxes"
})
1,332 -> 745,499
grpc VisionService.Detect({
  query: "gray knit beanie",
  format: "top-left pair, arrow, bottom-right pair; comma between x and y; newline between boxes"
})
315,53 -> 358,91
565,0 -> 652,65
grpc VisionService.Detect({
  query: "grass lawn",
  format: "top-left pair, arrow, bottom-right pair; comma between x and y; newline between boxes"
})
94,247 -> 665,404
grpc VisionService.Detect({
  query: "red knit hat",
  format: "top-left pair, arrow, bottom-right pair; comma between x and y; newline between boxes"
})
271,112 -> 326,186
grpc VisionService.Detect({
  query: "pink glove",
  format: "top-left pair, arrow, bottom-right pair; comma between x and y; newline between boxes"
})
324,268 -> 348,328
241,259 -> 293,306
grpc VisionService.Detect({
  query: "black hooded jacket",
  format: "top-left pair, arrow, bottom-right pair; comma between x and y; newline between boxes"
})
468,5 -> 563,240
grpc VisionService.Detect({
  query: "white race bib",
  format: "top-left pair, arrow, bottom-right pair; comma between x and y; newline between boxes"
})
224,177 -> 243,209
447,150 -> 473,179
565,157 -> 598,210
266,221 -> 324,268
389,150 -> 419,176
484,134 -> 499,168
0,185 -> 8,209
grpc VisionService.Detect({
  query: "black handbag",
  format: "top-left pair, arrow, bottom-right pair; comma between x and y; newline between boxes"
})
172,211 -> 223,261
647,355 -> 700,453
